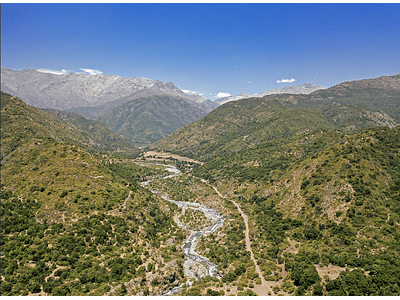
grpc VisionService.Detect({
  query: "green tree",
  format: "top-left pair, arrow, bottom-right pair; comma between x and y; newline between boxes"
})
31,282 -> 41,293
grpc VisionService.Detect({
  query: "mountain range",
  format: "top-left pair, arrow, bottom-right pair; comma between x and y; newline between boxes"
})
215,83 -> 326,105
0,68 -> 220,146
1,68 -> 325,147
151,73 -> 400,161
0,68 -> 215,118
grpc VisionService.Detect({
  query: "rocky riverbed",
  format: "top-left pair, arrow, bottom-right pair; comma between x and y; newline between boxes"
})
140,164 -> 225,295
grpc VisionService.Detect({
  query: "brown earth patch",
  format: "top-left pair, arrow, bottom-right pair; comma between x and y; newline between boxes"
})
315,264 -> 346,281
282,238 -> 301,255
141,151 -> 203,165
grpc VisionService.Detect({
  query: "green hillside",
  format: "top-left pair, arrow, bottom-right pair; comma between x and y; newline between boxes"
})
301,73 -> 400,114
44,109 -> 135,152
0,92 -> 137,155
189,126 -> 400,295
145,74 -> 400,295
0,92 -> 188,296
96,94 -> 213,146
150,74 -> 399,162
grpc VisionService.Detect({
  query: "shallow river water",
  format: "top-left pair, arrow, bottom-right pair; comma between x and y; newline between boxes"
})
140,164 -> 225,295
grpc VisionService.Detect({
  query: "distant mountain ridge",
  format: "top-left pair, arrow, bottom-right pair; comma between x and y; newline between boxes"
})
0,68 -> 214,118
151,73 -> 400,161
215,83 -> 326,105
0,68 -> 219,146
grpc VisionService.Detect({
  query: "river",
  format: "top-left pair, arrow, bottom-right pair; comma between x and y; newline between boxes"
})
140,164 -> 225,295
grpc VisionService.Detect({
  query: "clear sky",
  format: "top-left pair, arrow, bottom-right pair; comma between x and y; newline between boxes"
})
1,3 -> 400,100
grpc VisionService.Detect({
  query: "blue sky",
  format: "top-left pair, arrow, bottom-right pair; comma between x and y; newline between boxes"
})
2,3 -> 400,100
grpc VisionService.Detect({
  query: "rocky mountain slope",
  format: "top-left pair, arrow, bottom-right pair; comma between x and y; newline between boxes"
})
215,83 -> 326,105
0,68 -> 213,118
1,68 -> 219,146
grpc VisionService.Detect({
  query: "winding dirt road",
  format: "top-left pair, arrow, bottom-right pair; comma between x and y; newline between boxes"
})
200,179 -> 273,295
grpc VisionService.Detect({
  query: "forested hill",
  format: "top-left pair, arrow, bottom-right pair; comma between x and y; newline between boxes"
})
150,73 -> 399,162
43,108 -> 136,152
288,73 -> 400,121
144,74 -> 400,296
192,125 -> 400,296
0,92 -> 187,296
96,94 -> 214,146
0,92 -> 135,153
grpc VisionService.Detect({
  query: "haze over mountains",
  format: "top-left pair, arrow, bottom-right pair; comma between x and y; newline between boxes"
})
1,69 -> 326,114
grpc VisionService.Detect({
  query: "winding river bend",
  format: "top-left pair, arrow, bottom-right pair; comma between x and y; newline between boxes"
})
140,164 -> 225,296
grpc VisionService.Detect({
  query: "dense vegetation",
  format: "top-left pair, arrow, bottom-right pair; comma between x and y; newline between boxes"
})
0,194 -> 185,296
190,126 -> 400,295
0,93 -> 187,295
148,74 -> 400,295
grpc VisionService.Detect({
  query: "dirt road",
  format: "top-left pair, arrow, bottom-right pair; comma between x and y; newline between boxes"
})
200,179 -> 273,295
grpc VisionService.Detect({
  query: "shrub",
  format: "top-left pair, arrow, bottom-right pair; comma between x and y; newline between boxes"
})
43,282 -> 53,294
30,186 -> 41,192
31,282 -> 41,293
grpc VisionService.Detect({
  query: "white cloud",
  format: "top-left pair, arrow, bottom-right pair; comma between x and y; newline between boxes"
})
36,69 -> 68,75
182,90 -> 207,98
277,78 -> 296,83
182,89 -> 198,95
217,92 -> 231,98
79,68 -> 103,75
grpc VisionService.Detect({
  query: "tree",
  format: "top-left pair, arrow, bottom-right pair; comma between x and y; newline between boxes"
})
43,282 -> 53,294
31,282 -> 41,293
313,283 -> 324,296
116,284 -> 127,296
300,265 -> 321,288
